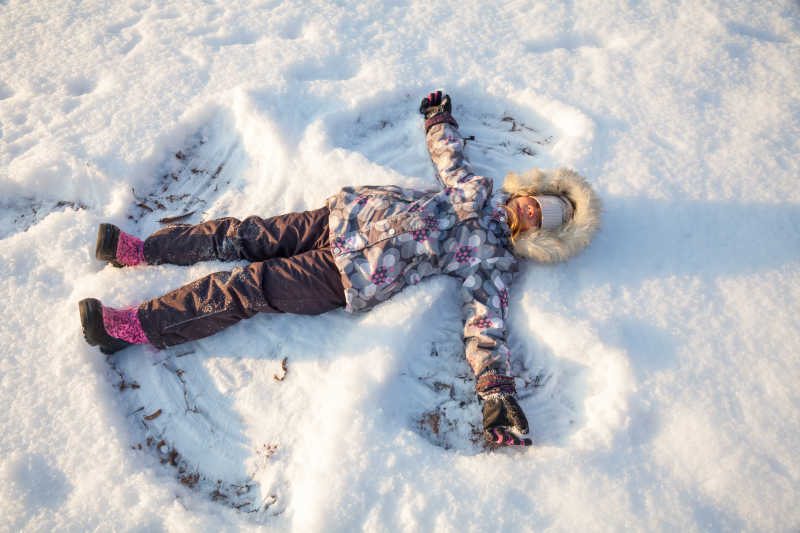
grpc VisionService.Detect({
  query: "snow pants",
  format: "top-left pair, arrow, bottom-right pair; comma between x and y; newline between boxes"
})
136,207 -> 346,349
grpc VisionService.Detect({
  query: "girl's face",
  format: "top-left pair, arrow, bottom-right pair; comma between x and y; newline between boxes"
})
506,196 -> 541,231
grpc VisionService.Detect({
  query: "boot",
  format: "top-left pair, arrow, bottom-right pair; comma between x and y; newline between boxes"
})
78,298 -> 149,354
95,224 -> 145,267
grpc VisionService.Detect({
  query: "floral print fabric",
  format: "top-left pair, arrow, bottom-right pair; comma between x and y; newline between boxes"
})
326,122 -> 518,377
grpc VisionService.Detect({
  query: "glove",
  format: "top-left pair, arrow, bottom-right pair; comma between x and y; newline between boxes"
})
419,90 -> 458,132
419,90 -> 452,118
476,372 -> 531,447
482,395 -> 532,447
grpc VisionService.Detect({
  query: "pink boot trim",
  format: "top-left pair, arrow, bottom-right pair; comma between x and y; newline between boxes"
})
116,231 -> 145,266
102,306 -> 149,344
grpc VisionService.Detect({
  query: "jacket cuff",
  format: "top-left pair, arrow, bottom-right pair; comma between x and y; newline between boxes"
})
425,112 -> 459,133
475,371 -> 516,399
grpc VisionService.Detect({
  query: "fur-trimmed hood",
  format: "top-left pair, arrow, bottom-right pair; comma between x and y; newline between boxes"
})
502,167 -> 602,263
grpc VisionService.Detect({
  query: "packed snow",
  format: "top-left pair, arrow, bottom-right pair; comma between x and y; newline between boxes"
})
1,0 -> 798,531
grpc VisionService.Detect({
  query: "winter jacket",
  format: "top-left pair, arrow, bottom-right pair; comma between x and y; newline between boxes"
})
326,122 -> 517,378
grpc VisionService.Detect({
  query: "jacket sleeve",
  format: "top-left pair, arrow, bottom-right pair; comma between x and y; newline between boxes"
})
461,263 -> 515,380
425,121 -> 481,189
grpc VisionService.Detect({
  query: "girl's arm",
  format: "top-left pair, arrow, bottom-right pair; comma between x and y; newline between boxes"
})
421,91 -> 483,189
425,121 -> 474,189
460,265 -> 515,382
463,265 -> 532,447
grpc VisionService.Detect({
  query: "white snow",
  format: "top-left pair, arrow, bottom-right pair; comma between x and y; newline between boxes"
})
1,0 -> 798,531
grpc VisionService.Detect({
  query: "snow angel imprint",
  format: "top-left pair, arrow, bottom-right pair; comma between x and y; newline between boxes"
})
79,90 -> 602,449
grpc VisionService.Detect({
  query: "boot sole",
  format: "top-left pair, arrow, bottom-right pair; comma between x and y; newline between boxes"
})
78,298 -> 131,355
95,223 -> 123,268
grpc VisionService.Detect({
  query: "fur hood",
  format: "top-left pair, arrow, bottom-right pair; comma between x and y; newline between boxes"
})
502,167 -> 602,263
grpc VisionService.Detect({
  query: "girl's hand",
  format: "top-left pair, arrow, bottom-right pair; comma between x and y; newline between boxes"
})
482,395 -> 532,447
419,90 -> 452,119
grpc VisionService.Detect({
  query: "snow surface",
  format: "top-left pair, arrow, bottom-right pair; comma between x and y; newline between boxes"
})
1,0 -> 798,531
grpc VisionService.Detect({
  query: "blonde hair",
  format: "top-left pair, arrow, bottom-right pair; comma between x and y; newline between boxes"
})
502,196 -> 525,242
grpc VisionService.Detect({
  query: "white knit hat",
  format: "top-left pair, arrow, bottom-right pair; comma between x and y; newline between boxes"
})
533,195 -> 574,229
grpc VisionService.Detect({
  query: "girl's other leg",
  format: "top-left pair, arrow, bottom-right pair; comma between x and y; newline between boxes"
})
143,207 -> 330,265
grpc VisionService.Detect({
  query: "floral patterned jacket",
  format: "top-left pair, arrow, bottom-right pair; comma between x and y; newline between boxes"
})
326,122 -> 517,378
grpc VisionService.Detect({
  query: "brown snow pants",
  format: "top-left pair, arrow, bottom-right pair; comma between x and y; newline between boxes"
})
136,207 -> 345,349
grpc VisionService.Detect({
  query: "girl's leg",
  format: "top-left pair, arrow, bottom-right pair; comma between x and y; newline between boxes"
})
136,248 -> 345,348
143,207 -> 330,265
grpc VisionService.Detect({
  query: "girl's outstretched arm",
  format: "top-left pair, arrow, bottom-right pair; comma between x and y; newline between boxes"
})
420,90 -> 480,189
460,263 -> 514,381
461,264 -> 532,447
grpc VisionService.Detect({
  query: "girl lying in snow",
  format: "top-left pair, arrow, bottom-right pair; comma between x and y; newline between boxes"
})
79,91 -> 602,448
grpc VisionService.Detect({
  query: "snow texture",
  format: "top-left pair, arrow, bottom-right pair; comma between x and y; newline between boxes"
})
1,0 -> 798,531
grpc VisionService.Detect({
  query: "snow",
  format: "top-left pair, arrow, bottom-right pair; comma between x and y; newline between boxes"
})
1,0 -> 798,531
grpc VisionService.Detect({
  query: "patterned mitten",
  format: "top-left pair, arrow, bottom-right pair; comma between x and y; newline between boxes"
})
419,90 -> 458,132
477,372 -> 532,447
